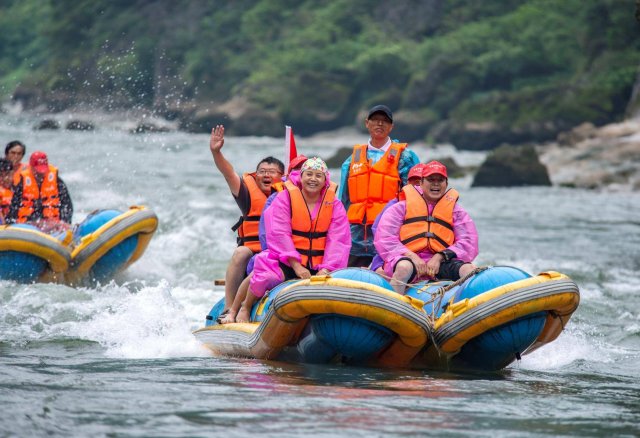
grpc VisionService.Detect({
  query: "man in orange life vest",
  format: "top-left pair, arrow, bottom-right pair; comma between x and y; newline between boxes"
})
0,158 -> 14,223
338,105 -> 420,267
374,161 -> 479,294
209,124 -> 285,313
6,151 -> 74,226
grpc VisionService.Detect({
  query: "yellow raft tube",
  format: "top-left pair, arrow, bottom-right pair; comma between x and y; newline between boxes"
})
194,266 -> 580,371
0,206 -> 158,285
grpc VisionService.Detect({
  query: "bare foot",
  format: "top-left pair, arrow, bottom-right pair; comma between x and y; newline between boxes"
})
219,309 -> 237,324
236,306 -> 251,323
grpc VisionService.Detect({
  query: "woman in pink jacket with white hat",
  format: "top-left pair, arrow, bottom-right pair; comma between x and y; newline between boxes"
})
231,157 -> 351,323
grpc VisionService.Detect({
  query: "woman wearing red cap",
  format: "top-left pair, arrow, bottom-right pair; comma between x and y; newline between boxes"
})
374,160 -> 478,294
6,151 -> 74,228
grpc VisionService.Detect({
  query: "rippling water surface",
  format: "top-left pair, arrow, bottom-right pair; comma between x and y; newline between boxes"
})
1,115 -> 639,437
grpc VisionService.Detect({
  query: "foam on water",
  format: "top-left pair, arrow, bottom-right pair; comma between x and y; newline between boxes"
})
1,280 -> 217,359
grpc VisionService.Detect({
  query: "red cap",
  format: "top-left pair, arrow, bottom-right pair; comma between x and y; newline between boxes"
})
422,160 -> 448,178
29,151 -> 49,174
288,154 -> 308,173
408,163 -> 426,180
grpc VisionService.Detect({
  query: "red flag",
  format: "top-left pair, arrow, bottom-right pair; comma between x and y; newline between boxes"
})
284,125 -> 298,174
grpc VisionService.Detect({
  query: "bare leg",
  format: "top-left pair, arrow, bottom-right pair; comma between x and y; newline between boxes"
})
458,263 -> 478,279
223,246 -> 253,310
391,260 -> 414,295
219,274 -> 252,324
236,289 -> 259,323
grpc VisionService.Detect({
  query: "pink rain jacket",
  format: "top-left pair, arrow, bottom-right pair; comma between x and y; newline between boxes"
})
374,188 -> 478,279
250,171 -> 351,297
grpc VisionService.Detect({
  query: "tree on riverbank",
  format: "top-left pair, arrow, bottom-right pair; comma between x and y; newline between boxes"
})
1,0 -> 638,149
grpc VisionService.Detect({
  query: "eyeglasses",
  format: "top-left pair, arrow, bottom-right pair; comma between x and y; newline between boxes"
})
256,169 -> 283,176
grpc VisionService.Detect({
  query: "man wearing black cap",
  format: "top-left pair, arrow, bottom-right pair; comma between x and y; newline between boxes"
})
337,104 -> 420,267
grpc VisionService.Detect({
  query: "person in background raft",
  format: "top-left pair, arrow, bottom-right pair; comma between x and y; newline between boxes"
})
6,151 -> 74,230
369,162 -> 427,274
233,157 -> 351,323
218,154 -> 308,324
338,105 -> 420,267
5,140 -> 27,183
374,161 -> 478,295
209,124 -> 285,317
0,158 -> 15,223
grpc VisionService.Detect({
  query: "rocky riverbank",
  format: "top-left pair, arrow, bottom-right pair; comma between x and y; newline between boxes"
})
537,119 -> 640,191
3,102 -> 638,192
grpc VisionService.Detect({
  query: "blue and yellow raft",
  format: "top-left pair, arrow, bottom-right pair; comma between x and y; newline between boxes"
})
194,266 -> 579,371
0,206 -> 158,285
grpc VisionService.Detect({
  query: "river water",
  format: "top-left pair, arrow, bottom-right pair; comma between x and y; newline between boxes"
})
1,114 -> 638,437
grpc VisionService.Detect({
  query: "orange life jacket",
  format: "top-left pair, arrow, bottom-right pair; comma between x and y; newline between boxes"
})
270,181 -> 286,193
398,185 -> 459,253
287,180 -> 337,269
0,186 -> 12,217
12,163 -> 27,186
233,173 -> 268,253
346,142 -> 407,225
17,165 -> 61,223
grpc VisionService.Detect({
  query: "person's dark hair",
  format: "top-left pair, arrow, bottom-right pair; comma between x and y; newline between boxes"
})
0,158 -> 13,172
256,156 -> 285,174
5,140 -> 26,156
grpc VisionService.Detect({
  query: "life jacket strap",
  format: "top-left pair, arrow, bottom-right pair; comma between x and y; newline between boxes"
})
401,232 -> 450,249
291,229 -> 328,239
403,215 -> 454,231
231,216 -> 243,232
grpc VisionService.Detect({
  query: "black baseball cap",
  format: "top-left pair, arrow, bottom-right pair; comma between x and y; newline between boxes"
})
367,105 -> 393,122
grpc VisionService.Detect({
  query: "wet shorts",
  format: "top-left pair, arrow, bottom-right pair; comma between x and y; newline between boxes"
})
394,258 -> 469,281
348,255 -> 374,268
279,262 -> 318,280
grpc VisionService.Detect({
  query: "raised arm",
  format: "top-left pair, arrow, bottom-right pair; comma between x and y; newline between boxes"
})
210,125 -> 241,197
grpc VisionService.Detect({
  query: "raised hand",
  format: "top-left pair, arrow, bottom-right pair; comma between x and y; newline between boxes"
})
209,125 -> 225,154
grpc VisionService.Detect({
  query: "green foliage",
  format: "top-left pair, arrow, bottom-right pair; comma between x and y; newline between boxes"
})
0,0 -> 51,92
0,0 -> 638,139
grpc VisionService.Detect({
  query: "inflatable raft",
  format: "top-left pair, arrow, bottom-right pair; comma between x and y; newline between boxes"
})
0,206 -> 158,285
0,224 -> 71,283
194,266 -> 580,371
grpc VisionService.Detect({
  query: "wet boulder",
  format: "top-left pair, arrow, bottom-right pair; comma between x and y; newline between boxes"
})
130,123 -> 170,134
324,147 -> 352,169
472,144 -> 551,187
437,157 -> 466,178
34,119 -> 60,130
66,120 -> 95,131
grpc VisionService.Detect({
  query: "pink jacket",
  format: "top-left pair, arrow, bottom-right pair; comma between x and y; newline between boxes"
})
250,171 -> 351,297
374,192 -> 478,276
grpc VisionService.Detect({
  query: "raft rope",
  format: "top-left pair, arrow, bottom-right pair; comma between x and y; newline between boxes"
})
378,267 -> 487,318
420,266 -> 488,323
377,266 -> 488,356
